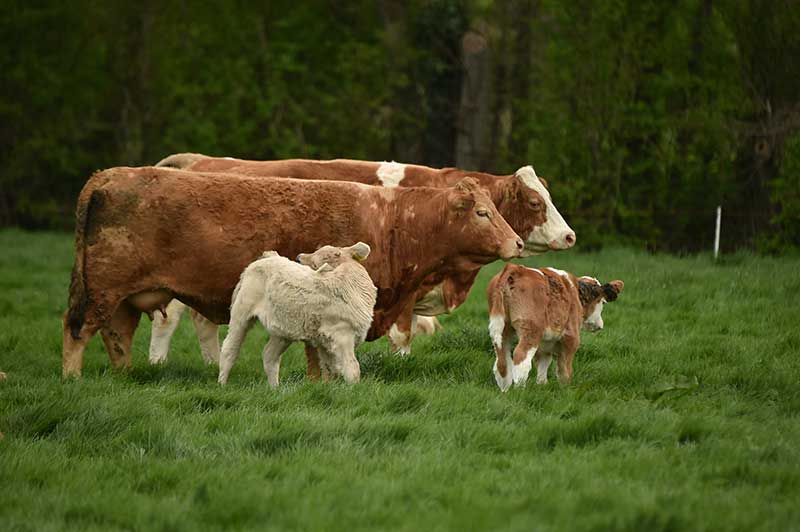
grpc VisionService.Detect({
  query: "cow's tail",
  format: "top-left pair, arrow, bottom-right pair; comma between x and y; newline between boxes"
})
154,152 -> 206,169
65,174 -> 107,339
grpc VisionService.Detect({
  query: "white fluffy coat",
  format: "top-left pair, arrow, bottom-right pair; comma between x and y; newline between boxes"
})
218,245 -> 377,386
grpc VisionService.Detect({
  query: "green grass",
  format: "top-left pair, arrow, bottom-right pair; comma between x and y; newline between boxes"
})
1,228 -> 799,531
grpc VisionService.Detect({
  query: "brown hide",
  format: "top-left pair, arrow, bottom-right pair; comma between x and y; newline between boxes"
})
71,167 -> 520,341
156,154 -> 554,314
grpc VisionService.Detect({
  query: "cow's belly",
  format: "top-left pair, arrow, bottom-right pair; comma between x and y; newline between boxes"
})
413,283 -> 449,316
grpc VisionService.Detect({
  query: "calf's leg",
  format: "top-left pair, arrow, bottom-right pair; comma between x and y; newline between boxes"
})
556,336 -> 579,384
262,336 -> 291,387
217,317 -> 255,385
148,299 -> 186,364
535,352 -> 552,384
330,333 -> 360,384
190,309 -> 220,365
489,314 -> 513,392
511,333 -> 540,388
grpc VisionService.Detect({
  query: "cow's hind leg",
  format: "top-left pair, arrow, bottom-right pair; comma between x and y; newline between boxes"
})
100,300 -> 142,371
62,316 -> 101,378
149,299 -> 186,364
190,309 -> 220,365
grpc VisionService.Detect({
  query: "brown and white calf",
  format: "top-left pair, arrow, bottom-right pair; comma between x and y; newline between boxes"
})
486,264 -> 623,391
151,153 -> 575,363
62,168 -> 522,377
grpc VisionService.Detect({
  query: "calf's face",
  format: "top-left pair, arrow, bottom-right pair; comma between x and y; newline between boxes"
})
577,277 -> 624,332
297,242 -> 371,269
448,177 -> 523,263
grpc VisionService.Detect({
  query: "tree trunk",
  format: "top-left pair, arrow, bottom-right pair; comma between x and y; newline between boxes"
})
456,26 -> 491,171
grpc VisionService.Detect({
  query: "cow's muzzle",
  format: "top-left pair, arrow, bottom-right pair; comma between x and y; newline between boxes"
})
549,231 -> 576,250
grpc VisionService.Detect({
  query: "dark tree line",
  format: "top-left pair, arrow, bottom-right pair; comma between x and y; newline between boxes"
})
2,0 -> 799,252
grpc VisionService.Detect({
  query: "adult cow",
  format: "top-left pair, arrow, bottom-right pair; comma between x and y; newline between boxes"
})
62,167 -> 522,377
152,154 -> 576,362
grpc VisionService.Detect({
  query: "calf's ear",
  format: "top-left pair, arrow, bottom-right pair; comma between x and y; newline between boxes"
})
349,242 -> 371,261
602,280 -> 624,301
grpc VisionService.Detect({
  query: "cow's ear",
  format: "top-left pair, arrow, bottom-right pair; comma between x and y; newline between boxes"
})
349,242 -> 371,261
602,280 -> 624,301
454,176 -> 480,193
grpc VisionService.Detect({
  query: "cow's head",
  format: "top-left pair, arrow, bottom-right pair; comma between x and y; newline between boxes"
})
297,242 -> 371,269
446,177 -> 523,266
577,277 -> 624,332
499,166 -> 575,257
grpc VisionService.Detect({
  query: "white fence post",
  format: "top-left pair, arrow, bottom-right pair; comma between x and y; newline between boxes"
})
714,206 -> 721,260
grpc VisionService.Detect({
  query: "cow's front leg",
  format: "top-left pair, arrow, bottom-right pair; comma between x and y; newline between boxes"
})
189,309 -> 220,365
387,300 -> 417,356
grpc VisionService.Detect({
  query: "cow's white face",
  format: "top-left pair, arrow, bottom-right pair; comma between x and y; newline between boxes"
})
515,166 -> 575,256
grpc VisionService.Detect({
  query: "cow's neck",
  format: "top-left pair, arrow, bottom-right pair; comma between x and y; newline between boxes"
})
365,188 -> 466,338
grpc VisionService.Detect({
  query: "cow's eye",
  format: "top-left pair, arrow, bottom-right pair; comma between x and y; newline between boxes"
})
477,209 -> 490,218
529,200 -> 542,211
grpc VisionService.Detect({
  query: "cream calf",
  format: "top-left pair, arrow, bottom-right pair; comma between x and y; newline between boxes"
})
486,264 -> 623,391
218,243 -> 377,387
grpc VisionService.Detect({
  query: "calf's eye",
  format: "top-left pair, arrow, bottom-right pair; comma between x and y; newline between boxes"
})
477,209 -> 490,218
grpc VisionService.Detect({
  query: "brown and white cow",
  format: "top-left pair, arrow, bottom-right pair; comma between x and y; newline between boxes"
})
62,167 -> 522,377
486,264 -> 623,391
152,153 -> 576,361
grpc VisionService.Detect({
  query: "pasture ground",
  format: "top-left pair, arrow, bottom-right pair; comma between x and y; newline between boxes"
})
0,229 -> 799,531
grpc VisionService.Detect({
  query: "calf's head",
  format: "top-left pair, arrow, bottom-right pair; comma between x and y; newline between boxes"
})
446,177 -> 523,265
297,242 -> 371,269
501,166 -> 576,256
577,277 -> 624,332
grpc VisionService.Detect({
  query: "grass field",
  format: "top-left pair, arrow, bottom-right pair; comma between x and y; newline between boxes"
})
1,228 -> 799,531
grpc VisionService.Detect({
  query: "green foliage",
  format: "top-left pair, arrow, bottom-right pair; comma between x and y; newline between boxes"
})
1,1 -> 798,252
764,134 -> 800,252
2,230 -> 800,529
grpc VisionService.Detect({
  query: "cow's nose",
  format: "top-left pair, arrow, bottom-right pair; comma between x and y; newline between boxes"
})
564,232 -> 576,247
515,238 -> 524,252
295,254 -> 302,263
